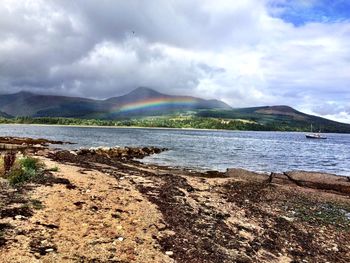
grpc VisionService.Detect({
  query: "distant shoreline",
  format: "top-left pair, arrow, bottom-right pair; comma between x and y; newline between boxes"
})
0,122 -> 233,132
1,113 -> 350,133
0,122 -> 345,135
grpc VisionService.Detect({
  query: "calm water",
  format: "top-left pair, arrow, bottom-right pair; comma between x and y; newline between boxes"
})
0,124 -> 349,176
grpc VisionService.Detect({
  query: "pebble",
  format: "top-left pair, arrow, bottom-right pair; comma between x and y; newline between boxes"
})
117,237 -> 124,242
165,251 -> 174,256
15,215 -> 25,220
344,212 -> 350,220
281,216 -> 294,222
332,245 -> 339,252
239,230 -> 252,240
45,248 -> 54,253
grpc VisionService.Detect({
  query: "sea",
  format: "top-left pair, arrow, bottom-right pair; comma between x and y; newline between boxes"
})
0,124 -> 349,176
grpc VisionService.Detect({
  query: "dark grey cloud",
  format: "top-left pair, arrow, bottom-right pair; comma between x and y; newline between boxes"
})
0,0 -> 349,122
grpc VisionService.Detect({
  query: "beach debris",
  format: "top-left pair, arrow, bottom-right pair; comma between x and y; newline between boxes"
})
344,212 -> 350,220
14,215 -> 26,220
29,238 -> 57,256
165,251 -> 174,256
281,216 -> 294,222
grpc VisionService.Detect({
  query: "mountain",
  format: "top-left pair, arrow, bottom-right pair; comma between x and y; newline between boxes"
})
105,87 -> 166,104
0,91 -> 106,117
106,87 -> 230,110
0,89 -> 349,133
0,111 -> 12,118
197,106 -> 350,133
103,87 -> 231,118
0,88 -> 232,119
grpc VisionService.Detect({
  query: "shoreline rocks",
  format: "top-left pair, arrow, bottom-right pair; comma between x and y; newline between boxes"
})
75,146 -> 168,160
0,136 -> 74,153
0,136 -> 73,146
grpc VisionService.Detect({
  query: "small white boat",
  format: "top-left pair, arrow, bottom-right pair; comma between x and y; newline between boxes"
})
305,124 -> 327,139
305,133 -> 327,139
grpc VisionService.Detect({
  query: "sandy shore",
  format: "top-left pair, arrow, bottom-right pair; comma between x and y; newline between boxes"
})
0,138 -> 350,262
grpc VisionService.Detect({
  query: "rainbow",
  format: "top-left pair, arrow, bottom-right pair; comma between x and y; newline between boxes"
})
112,97 -> 197,113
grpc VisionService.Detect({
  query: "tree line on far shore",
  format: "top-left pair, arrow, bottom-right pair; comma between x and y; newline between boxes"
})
0,116 -> 317,132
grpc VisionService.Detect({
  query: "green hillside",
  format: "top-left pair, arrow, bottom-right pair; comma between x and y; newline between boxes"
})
196,106 -> 350,133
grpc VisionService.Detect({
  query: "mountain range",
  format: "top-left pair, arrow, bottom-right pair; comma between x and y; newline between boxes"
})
0,87 -> 231,118
0,87 -> 349,133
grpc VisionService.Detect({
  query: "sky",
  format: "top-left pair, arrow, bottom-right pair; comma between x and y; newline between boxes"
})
0,0 -> 349,123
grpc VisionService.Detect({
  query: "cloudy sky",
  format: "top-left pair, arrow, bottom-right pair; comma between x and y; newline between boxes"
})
0,0 -> 349,122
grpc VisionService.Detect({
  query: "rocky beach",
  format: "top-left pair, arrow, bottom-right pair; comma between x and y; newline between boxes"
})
0,137 -> 349,263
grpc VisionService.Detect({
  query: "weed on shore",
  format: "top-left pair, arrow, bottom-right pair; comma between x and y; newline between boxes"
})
6,157 -> 45,186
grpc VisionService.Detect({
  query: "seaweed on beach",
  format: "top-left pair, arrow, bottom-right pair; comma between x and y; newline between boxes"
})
137,174 -> 241,263
223,180 -> 350,262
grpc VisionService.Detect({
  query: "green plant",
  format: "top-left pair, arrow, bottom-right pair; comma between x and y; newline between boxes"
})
7,157 -> 45,186
19,157 -> 44,171
7,167 -> 30,185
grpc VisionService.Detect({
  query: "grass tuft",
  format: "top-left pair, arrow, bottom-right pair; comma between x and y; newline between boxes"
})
19,157 -> 44,171
7,157 -> 45,186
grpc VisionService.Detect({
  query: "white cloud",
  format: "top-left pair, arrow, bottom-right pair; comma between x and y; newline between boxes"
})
0,0 -> 349,122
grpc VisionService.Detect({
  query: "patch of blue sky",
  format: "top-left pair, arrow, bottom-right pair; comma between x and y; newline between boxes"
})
269,0 -> 350,26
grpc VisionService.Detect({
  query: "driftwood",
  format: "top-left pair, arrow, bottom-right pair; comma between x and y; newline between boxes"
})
267,172 -> 275,183
267,172 -> 303,186
228,168 -> 350,196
